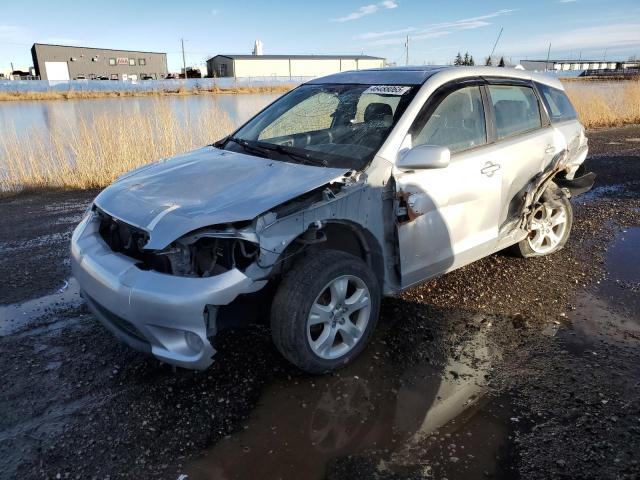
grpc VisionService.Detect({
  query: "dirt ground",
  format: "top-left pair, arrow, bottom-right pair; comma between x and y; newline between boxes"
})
1,125 -> 639,480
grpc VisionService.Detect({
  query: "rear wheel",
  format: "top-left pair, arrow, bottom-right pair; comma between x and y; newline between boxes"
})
271,250 -> 380,374
512,194 -> 573,258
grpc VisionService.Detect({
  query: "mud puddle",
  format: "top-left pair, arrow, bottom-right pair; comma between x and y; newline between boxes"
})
0,277 -> 81,336
560,226 -> 640,353
184,314 -> 509,480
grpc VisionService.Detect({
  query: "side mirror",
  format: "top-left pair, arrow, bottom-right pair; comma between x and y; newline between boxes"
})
396,144 -> 451,170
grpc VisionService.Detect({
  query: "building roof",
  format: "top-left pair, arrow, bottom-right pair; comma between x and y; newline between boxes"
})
32,43 -> 166,55
211,54 -> 385,61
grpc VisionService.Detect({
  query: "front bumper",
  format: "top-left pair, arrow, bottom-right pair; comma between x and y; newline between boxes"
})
71,213 -> 263,370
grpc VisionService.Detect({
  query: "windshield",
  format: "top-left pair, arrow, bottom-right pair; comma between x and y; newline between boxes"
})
222,83 -> 417,170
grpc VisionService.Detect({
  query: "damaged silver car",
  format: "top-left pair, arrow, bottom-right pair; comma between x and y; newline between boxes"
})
71,66 -> 594,373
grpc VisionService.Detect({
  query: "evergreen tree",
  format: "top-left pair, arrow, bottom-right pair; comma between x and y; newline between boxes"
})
469,55 -> 475,66
463,52 -> 470,66
454,52 -> 463,66
498,56 -> 506,67
485,56 -> 493,66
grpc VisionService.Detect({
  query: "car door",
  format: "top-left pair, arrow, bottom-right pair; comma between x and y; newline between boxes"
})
483,81 -> 557,231
394,79 -> 502,288
535,81 -> 588,178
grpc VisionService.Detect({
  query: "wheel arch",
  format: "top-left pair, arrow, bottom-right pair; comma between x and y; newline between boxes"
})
278,220 -> 385,289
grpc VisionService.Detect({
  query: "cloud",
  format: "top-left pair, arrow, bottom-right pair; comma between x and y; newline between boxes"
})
559,0 -> 578,3
358,9 -> 515,46
332,1 -> 399,22
211,9 -> 219,15
355,27 -> 416,40
503,23 -> 640,56
0,24 -> 31,43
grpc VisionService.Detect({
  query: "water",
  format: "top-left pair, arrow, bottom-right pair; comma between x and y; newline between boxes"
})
184,315 -> 509,480
0,278 -> 82,336
0,93 -> 280,150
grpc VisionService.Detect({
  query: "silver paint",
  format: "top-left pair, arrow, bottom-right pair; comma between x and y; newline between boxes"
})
71,66 -> 589,369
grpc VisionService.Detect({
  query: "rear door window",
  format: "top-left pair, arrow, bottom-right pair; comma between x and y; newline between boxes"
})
487,85 -> 542,139
536,83 -> 578,123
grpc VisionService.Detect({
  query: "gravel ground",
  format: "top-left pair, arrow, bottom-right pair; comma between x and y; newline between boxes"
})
1,125 -> 639,480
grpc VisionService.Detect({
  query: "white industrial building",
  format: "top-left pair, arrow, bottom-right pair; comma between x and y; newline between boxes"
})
520,59 -> 638,72
206,54 -> 385,79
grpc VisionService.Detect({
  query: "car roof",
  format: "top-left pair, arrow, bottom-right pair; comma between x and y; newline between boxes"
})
307,65 -> 564,90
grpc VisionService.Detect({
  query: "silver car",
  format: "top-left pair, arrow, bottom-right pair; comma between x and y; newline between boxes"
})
71,66 -> 594,373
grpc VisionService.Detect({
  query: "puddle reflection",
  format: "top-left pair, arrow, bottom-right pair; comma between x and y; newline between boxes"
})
187,312 -> 494,480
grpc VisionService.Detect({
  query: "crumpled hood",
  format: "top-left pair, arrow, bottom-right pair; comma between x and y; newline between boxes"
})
94,147 -> 348,249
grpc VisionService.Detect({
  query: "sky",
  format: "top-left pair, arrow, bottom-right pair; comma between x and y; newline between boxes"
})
1,0 -> 639,71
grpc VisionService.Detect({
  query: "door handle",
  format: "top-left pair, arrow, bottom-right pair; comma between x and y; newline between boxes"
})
545,145 -> 555,154
480,161 -> 501,177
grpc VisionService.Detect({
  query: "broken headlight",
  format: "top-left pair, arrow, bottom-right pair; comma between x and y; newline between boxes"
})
149,232 -> 259,277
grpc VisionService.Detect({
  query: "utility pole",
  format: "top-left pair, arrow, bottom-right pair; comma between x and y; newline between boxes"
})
181,38 -> 187,78
545,43 -> 552,71
405,35 -> 410,66
603,48 -> 607,63
489,27 -> 503,64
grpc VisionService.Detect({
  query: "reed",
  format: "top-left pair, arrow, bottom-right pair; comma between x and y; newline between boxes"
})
0,84 -> 294,102
563,80 -> 640,128
1,101 -> 235,192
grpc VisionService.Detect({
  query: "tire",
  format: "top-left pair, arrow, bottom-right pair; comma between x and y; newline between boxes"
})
270,249 -> 380,374
511,192 -> 573,258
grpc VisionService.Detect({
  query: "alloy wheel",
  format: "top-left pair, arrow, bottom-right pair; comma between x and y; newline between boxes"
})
527,202 -> 569,254
307,275 -> 372,360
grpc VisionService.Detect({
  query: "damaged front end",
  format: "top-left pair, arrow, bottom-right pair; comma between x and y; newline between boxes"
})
97,209 -> 260,278
72,161 -> 363,370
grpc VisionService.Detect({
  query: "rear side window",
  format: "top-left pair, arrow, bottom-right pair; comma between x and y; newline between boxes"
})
488,85 -> 542,139
412,86 -> 487,154
536,83 -> 578,123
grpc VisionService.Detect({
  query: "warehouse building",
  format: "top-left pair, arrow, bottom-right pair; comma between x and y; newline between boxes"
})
31,43 -> 168,81
520,59 -> 637,72
206,54 -> 385,78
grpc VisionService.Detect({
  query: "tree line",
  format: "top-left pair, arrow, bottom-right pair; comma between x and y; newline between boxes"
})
453,52 -> 506,67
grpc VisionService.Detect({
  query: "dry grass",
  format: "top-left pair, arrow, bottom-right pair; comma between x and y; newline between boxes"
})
563,80 -> 640,129
1,102 -> 235,193
0,84 -> 294,102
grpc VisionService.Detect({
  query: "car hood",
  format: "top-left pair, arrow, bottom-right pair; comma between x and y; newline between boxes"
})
94,147 -> 349,250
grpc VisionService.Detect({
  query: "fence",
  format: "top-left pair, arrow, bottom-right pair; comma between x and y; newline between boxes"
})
0,76 -> 314,94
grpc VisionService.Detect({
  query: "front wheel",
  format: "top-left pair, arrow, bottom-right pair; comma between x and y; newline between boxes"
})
512,194 -> 573,257
270,250 -> 380,374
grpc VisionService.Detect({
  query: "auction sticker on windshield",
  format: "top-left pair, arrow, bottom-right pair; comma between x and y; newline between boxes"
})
363,85 -> 411,95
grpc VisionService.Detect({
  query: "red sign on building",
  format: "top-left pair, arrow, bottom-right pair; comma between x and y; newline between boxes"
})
116,58 -> 129,65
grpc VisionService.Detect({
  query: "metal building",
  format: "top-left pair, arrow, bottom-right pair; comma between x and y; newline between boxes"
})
31,43 -> 168,81
206,54 -> 385,79
520,59 -> 628,72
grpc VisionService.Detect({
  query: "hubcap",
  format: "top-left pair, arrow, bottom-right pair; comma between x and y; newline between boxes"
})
527,202 -> 568,254
307,275 -> 371,360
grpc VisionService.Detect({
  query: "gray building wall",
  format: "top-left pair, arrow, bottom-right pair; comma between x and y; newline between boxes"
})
31,43 -> 168,81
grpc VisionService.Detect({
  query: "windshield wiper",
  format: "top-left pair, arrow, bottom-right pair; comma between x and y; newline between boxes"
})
228,137 -> 327,167
256,142 -> 327,167
227,137 -> 272,159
